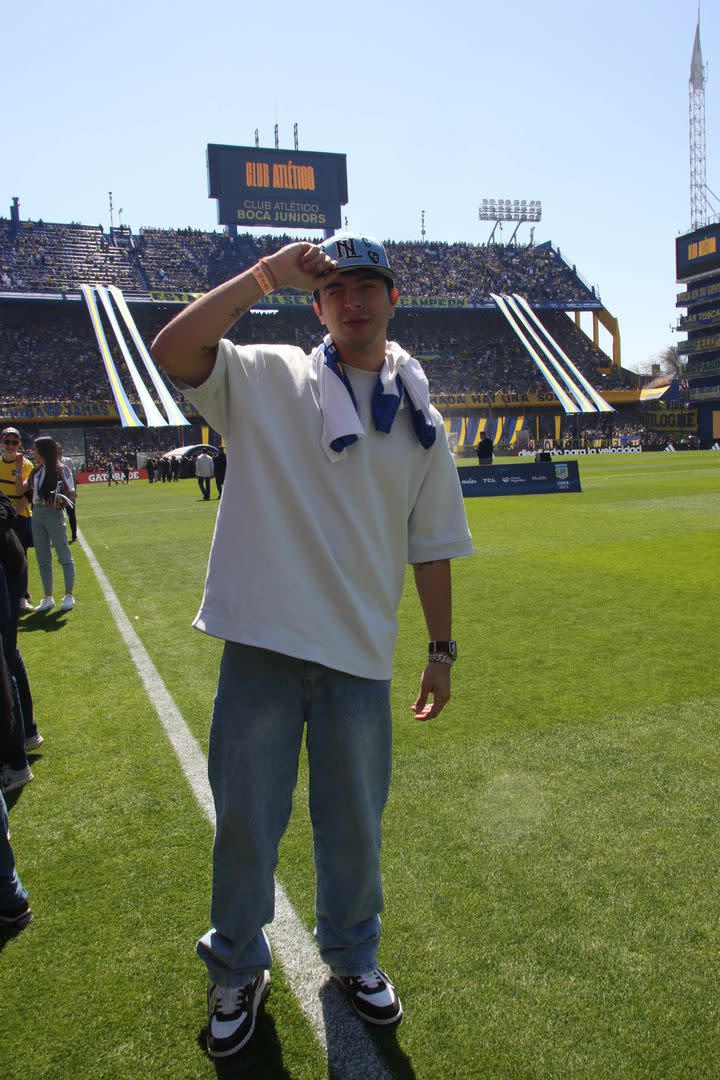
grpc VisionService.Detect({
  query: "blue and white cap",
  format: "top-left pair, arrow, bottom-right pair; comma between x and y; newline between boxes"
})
319,232 -> 394,283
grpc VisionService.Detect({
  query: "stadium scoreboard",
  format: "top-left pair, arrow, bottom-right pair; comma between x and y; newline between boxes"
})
676,222 -> 720,282
207,144 -> 348,229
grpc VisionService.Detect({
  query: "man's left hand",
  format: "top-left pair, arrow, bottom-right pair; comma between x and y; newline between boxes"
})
411,663 -> 451,721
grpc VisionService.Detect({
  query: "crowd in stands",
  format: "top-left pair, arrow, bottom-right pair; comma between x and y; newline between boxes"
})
0,301 -> 636,408
559,408 -> 646,445
2,218 -> 599,307
0,309 -> 110,402
0,221 -> 143,295
81,426 -> 191,472
386,240 -> 594,305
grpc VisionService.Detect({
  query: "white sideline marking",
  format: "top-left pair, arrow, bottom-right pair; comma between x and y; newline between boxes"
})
79,529 -> 394,1079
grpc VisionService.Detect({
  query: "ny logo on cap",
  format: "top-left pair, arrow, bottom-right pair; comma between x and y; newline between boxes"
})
336,238 -> 361,261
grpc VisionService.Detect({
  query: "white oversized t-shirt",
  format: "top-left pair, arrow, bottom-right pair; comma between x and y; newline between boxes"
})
179,339 -> 473,679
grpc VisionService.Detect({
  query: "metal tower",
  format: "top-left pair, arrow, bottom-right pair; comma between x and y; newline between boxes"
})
689,17 -> 707,229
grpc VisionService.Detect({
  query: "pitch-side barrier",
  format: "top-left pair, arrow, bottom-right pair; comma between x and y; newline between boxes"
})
459,460 -> 581,496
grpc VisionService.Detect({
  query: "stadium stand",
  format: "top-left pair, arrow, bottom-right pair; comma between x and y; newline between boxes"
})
1,218 -> 599,305
0,221 -> 144,294
2,214 -> 658,460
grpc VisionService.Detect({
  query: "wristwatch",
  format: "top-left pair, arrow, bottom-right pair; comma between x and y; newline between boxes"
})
428,640 -> 457,664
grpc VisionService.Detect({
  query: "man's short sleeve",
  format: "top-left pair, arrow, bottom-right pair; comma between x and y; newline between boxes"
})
171,339 -> 243,437
407,421 -> 473,564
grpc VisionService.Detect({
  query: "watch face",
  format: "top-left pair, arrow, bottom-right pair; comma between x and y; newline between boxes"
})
430,641 -> 457,658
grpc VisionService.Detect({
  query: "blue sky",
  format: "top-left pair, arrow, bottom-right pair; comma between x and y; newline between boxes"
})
4,0 -> 718,372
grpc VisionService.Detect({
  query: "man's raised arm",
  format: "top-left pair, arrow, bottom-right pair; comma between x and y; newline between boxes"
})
150,242 -> 336,386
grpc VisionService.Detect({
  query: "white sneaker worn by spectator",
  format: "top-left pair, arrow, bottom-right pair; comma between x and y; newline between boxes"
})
59,595 -> 75,613
35,597 -> 55,613
0,765 -> 34,794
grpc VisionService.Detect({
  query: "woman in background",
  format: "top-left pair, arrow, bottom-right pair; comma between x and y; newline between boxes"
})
18,437 -> 76,614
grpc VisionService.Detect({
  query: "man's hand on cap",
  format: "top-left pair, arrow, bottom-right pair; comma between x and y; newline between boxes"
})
266,243 -> 337,293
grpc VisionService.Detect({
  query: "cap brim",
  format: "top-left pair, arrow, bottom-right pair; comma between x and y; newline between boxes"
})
319,265 -> 395,283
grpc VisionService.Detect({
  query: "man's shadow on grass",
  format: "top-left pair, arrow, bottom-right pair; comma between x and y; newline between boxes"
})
18,611 -> 69,634
319,979 -> 417,1080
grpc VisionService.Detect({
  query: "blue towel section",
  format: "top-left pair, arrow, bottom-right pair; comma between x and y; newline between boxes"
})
372,377 -> 403,434
407,395 -> 436,448
318,336 -> 436,456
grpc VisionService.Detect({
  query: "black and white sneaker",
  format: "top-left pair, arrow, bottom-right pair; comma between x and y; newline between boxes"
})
206,970 -> 270,1058
0,899 -> 33,932
333,967 -> 403,1026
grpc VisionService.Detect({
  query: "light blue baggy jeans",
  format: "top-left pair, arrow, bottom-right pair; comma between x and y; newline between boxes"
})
196,642 -> 392,987
31,504 -> 75,596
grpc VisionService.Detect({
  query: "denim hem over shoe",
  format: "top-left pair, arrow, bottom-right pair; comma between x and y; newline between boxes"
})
328,963 -> 377,978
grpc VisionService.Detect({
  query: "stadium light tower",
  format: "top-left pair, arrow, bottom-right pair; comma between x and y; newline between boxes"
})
479,198 -> 542,245
688,11 -> 720,229
689,15 -> 708,229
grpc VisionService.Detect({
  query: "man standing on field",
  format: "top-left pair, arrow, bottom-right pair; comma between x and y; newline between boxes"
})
151,233 -> 473,1058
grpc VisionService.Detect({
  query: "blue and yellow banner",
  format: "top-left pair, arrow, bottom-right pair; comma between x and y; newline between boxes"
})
0,400 -> 200,424
149,290 -> 601,313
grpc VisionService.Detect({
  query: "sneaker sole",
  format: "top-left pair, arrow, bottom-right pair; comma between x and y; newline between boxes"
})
348,997 -> 404,1027
0,909 -> 33,931
206,974 -> 271,1059
1,772 -> 33,794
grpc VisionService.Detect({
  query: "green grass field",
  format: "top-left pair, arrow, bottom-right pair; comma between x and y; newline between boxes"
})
2,452 -> 719,1079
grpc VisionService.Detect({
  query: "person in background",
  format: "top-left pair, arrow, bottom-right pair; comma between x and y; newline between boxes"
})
0,493 -> 43,765
57,443 -> 78,543
214,447 -> 227,499
194,450 -> 214,501
146,456 -> 156,484
107,461 -> 119,486
475,431 -> 495,465
19,437 -> 76,614
0,497 -> 39,795
0,428 -> 35,613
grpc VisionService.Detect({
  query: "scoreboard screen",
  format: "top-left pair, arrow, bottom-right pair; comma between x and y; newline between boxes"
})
207,144 -> 347,230
676,222 -> 720,282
